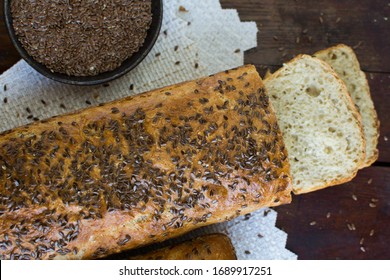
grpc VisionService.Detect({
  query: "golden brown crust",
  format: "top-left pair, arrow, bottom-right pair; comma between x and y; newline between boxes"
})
0,65 -> 292,260
263,69 -> 273,80
127,234 -> 236,260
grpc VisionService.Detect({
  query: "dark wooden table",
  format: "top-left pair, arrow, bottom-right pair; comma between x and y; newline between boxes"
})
1,0 -> 389,259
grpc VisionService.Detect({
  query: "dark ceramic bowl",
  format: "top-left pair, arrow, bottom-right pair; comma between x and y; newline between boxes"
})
3,0 -> 163,86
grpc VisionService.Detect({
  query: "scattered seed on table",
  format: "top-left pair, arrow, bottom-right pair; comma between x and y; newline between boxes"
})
353,41 -> 363,49
179,6 -> 188,12
347,223 -> 356,231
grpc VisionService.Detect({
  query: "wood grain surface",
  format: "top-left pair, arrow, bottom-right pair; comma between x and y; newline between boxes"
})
0,0 -> 389,259
219,0 -> 390,260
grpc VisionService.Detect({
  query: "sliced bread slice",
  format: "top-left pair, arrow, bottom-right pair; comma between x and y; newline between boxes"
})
314,44 -> 380,167
264,55 -> 366,194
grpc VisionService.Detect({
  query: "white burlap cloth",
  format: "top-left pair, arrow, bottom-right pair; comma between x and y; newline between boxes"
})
0,0 -> 296,260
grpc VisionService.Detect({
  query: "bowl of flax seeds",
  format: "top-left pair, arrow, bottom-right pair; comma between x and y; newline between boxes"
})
4,0 -> 163,85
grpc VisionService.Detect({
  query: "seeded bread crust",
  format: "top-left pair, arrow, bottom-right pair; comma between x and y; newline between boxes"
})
0,65 -> 292,260
265,55 -> 365,194
126,233 -> 237,260
314,44 -> 380,167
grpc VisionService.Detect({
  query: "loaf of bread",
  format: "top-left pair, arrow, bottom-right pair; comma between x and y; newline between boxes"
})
264,55 -> 365,194
124,234 -> 237,260
0,65 -> 292,260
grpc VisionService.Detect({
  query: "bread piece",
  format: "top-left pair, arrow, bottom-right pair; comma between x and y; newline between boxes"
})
264,55 -> 365,194
0,65 -> 292,260
126,234 -> 236,260
314,44 -> 380,167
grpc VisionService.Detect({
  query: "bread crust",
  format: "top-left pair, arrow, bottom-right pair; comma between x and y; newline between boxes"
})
126,233 -> 237,260
265,55 -> 366,195
0,65 -> 292,259
314,44 -> 380,168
